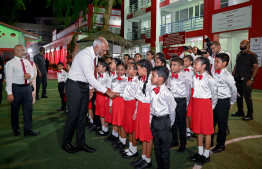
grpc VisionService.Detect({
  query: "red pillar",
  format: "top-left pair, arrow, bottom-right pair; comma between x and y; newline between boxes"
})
121,0 -> 124,37
150,0 -> 157,49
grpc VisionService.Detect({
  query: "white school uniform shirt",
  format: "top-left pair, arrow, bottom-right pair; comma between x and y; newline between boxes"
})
213,68 -> 237,105
135,74 -> 154,104
167,72 -> 191,105
208,50 -> 232,74
123,76 -> 139,101
57,69 -> 67,82
97,72 -> 111,89
150,84 -> 177,126
182,66 -> 194,86
193,71 -> 218,109
109,75 -> 128,106
67,46 -> 107,93
5,56 -> 35,95
107,71 -> 117,89
179,52 -> 197,60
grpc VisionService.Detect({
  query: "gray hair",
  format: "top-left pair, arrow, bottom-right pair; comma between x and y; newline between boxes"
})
93,37 -> 108,48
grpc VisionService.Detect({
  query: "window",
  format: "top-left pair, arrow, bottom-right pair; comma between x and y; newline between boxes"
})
195,5 -> 199,17
142,46 -> 150,54
189,7 -> 193,18
200,4 -> 204,16
180,9 -> 188,20
175,11 -> 179,21
221,0 -> 228,8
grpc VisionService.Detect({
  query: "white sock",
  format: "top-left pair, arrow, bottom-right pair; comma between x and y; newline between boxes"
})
90,118 -> 93,124
102,126 -> 105,131
145,158 -> 151,163
122,138 -> 126,145
132,145 -> 137,154
186,128 -> 191,132
112,130 -> 115,136
115,132 -> 119,137
203,149 -> 210,158
129,142 -> 133,149
104,127 -> 108,132
88,115 -> 91,120
124,148 -> 130,153
142,155 -> 146,160
198,146 -> 203,155
119,136 -> 122,141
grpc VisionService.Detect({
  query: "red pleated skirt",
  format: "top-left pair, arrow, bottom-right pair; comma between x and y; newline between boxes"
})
135,101 -> 153,142
191,98 -> 214,135
95,92 -> 109,118
187,88 -> 194,117
122,99 -> 137,133
88,100 -> 92,109
112,97 -> 125,126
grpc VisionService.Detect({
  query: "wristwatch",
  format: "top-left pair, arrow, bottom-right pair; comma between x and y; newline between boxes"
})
250,78 -> 254,81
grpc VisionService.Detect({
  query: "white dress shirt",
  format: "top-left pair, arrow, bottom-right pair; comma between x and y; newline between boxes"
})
123,76 -> 139,101
213,68 -> 237,105
208,50 -> 232,74
150,84 -> 177,126
5,56 -> 35,95
182,66 -> 194,86
179,52 -> 197,60
193,71 -> 218,109
57,69 -> 67,82
109,75 -> 128,106
67,46 -> 107,93
135,74 -> 153,104
167,72 -> 191,105
97,72 -> 111,89
107,71 -> 117,89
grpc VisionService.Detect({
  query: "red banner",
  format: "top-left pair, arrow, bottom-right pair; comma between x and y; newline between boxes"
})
163,46 -> 184,59
163,32 -> 185,46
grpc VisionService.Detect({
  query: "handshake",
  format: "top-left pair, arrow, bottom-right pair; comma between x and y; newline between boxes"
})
105,90 -> 119,99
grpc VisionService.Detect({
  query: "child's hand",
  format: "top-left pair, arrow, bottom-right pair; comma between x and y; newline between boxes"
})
230,105 -> 233,110
94,101 -> 96,105
63,89 -> 65,93
116,93 -> 120,97
149,123 -> 151,129
109,106 -> 112,114
132,112 -> 137,120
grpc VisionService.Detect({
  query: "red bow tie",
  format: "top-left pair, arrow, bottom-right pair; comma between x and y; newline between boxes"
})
128,76 -> 133,82
110,71 -> 115,76
153,87 -> 160,94
215,70 -> 221,74
184,68 -> 189,72
141,76 -> 146,82
117,77 -> 122,81
58,71 -> 62,73
99,74 -> 103,78
196,74 -> 203,80
172,73 -> 178,79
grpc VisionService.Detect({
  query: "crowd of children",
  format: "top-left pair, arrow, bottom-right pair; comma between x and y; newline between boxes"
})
59,50 -> 237,169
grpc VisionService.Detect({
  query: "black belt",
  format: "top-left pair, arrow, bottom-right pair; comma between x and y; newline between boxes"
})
174,97 -> 186,101
152,114 -> 169,120
13,83 -> 29,87
67,78 -> 89,85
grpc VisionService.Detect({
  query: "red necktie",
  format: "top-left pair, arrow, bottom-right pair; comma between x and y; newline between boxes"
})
99,73 -> 103,78
196,74 -> 203,80
128,76 -> 133,82
58,71 -> 62,73
141,76 -> 146,82
153,87 -> 160,94
184,68 -> 189,72
215,70 -> 221,74
20,59 -> 27,85
110,71 -> 115,76
117,77 -> 122,81
94,58 -> 97,79
172,73 -> 178,79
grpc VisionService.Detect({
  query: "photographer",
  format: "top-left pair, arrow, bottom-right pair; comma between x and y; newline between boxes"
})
179,46 -> 199,60
232,39 -> 258,121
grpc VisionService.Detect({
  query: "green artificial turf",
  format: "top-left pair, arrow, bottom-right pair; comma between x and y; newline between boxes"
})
0,79 -> 262,169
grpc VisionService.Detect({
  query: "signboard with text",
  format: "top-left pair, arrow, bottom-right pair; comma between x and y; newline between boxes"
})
163,46 -> 184,59
212,6 -> 252,33
250,37 -> 262,67
163,32 -> 185,46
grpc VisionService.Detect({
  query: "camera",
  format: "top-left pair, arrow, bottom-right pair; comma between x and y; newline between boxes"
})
201,35 -> 212,56
183,46 -> 192,51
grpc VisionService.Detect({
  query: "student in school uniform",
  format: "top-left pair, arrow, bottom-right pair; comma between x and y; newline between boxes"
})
128,58 -> 136,66
135,53 -> 142,62
124,54 -> 131,65
211,53 -> 237,153
57,62 -> 67,111
150,66 -> 176,169
155,52 -> 171,71
168,58 -> 191,153
189,57 -> 218,165
146,50 -> 155,68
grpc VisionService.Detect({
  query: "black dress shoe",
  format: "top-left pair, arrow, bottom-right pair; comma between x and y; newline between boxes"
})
57,107 -> 66,111
170,141 -> 179,148
122,149 -> 138,158
96,130 -> 109,137
135,160 -> 152,169
242,114 -> 253,121
231,111 -> 245,117
115,142 -> 126,151
196,155 -> 210,165
36,96 -> 40,100
62,143 -> 77,154
104,135 -> 115,143
211,145 -> 225,153
178,145 -> 186,153
90,126 -> 101,133
63,110 -> 68,114
41,95 -> 48,98
89,125 -> 97,132
226,128 -> 230,135
131,157 -> 144,167
24,130 -> 40,136
190,153 -> 201,162
112,140 -> 121,147
76,143 -> 96,153
13,130 -> 21,136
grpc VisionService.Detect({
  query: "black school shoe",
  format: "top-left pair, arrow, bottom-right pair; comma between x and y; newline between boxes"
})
242,114 -> 253,121
190,153 -> 201,162
196,155 -> 210,165
131,157 -> 144,167
114,142 -> 125,151
96,130 -> 109,136
231,111 -> 245,117
112,140 -> 121,147
170,141 -> 179,148
135,160 -> 152,169
104,135 -> 118,143
122,149 -> 138,158
178,145 -> 186,153
211,145 -> 225,153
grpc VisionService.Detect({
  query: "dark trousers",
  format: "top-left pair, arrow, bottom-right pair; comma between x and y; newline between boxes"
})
211,98 -> 230,146
236,81 -> 253,114
151,115 -> 171,169
36,74 -> 47,97
11,85 -> 33,132
0,79 -> 3,103
92,91 -> 101,127
171,98 -> 187,146
62,79 -> 89,146
58,82 -> 66,109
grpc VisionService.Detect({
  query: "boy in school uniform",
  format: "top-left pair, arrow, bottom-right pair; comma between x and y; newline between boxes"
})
57,62 -> 67,111
211,53 -> 237,153
150,66 -> 177,169
168,58 -> 191,152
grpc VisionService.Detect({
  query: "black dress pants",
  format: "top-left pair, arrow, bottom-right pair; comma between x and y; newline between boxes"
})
171,98 -> 187,146
11,85 -> 33,132
62,79 -> 89,146
58,82 -> 66,109
36,74 -> 47,97
92,91 -> 101,127
236,81 -> 253,114
211,98 -> 230,146
151,115 -> 171,169
0,79 -> 3,103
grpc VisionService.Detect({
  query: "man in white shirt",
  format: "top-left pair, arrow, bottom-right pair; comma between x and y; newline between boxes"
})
6,45 -> 40,136
62,37 -> 118,154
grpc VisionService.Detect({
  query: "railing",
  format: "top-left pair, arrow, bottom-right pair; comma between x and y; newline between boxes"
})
160,15 -> 203,35
127,28 -> 151,41
126,0 -> 151,15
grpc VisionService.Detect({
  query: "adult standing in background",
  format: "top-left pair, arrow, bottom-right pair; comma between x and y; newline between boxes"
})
232,39 -> 258,121
34,47 -> 48,100
0,55 -> 4,104
25,53 -> 37,104
45,57 -> 49,73
62,37 -> 118,154
6,45 -> 40,136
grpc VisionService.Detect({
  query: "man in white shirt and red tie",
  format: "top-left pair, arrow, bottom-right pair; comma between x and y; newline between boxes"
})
62,37 -> 118,154
6,45 -> 40,136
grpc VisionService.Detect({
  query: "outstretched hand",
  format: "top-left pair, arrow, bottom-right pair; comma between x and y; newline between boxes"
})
106,90 -> 118,99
